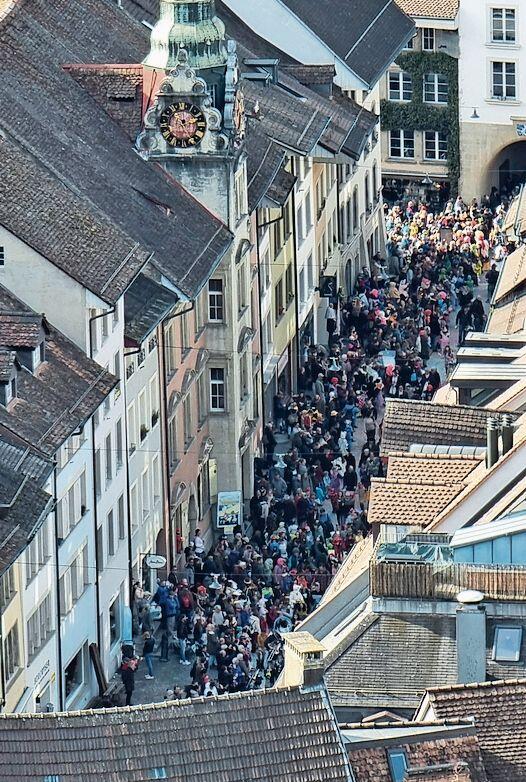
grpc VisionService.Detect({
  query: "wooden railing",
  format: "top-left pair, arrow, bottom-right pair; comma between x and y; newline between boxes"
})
370,560 -> 526,602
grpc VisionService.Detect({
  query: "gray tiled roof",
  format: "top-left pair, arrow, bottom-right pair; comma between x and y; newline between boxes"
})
380,399 -> 519,455
0,286 -> 117,455
0,0 -> 233,302
246,125 -> 288,212
124,274 -> 178,345
0,426 -> 54,577
0,686 -> 353,782
325,613 -> 457,709
279,0 -> 414,87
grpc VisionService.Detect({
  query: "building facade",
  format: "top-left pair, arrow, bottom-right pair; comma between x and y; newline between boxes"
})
380,2 -> 460,204
458,0 -> 526,198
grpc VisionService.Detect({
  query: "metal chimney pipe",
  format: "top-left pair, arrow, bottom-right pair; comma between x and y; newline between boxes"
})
486,417 -> 499,468
501,413 -> 515,456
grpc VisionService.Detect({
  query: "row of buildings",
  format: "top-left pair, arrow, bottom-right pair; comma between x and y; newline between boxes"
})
0,0 -> 414,712
379,0 -> 526,202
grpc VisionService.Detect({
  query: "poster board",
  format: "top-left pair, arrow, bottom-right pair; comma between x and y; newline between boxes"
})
217,490 -> 242,529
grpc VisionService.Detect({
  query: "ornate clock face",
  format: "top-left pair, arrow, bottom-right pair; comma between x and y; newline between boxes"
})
159,101 -> 207,148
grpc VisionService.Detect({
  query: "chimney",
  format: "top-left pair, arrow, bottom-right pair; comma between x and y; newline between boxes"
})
280,632 -> 326,689
486,417 -> 499,468
501,413 -> 515,455
456,590 -> 486,685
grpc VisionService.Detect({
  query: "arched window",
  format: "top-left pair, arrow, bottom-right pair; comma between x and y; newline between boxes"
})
352,187 -> 359,231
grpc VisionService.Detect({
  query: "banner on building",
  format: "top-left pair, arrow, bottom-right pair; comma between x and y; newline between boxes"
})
217,490 -> 242,529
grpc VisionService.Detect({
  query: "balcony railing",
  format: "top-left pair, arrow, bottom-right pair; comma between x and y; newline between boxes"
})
370,559 -> 526,602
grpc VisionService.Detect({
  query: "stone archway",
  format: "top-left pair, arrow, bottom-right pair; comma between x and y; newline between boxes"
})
488,139 -> 526,196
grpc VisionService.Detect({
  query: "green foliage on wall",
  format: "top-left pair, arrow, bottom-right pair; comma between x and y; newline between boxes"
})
380,51 -> 459,194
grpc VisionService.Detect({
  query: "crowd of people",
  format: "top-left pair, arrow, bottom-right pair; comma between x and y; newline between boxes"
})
121,194 -> 510,706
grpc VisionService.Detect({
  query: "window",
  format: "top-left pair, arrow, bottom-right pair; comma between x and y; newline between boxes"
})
165,321 -> 177,376
240,353 -> 248,402
423,73 -> 448,103
0,568 -> 16,610
493,626 -> 522,661
237,264 -> 246,313
64,646 -> 84,700
105,433 -> 112,484
210,368 -> 225,411
0,246 -> 4,266
424,131 -> 448,160
285,264 -> 294,305
116,418 -> 123,469
107,509 -> 115,557
101,313 -> 109,343
372,162 -> 378,203
352,188 -> 358,232
275,278 -> 284,322
491,8 -> 516,42
389,129 -> 414,158
150,376 -> 159,428
387,749 -> 408,782
26,522 -> 50,583
113,351 -> 121,398
27,593 -> 53,660
109,593 -> 121,647
142,469 -> 150,520
365,173 -> 370,211
168,416 -> 178,470
127,401 -> 137,455
197,372 -> 207,425
152,455 -> 161,503
180,312 -> 189,357
388,70 -> 412,101
149,770 -> 168,780
208,279 -> 224,321
183,395 -> 192,446
4,624 -> 20,683
95,448 -> 102,497
492,60 -> 516,98
422,27 -> 435,51
118,494 -> 126,540
96,524 -> 104,573
403,34 -> 414,50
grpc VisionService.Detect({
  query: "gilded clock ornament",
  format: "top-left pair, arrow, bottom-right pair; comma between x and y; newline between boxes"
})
159,101 -> 207,148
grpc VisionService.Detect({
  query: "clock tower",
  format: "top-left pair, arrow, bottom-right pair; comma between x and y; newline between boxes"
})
137,0 -> 246,227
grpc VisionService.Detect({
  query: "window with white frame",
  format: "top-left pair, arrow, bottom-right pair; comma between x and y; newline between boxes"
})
403,34 -> 414,50
389,129 -> 415,158
107,509 -> 115,557
27,592 -> 54,660
56,472 -> 86,542
423,73 -> 448,103
0,568 -> 16,610
237,263 -> 247,313
388,71 -> 412,101
142,468 -> 150,520
183,395 -> 193,446
4,624 -> 20,683
26,519 -> 50,584
240,353 -> 248,402
491,60 -> 517,98
424,131 -> 448,160
491,8 -> 516,42
422,27 -> 435,50
168,416 -> 178,471
118,494 -> 126,540
493,625 -> 522,661
210,368 -> 225,411
208,279 -> 224,321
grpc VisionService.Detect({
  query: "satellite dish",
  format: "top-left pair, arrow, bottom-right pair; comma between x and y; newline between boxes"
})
456,589 -> 484,604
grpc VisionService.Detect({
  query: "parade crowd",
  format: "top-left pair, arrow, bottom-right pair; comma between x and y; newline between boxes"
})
121,194 -> 509,706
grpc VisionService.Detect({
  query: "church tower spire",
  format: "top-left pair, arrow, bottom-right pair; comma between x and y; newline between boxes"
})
144,0 -> 228,71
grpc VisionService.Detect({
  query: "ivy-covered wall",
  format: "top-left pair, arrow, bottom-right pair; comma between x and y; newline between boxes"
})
380,51 -> 459,194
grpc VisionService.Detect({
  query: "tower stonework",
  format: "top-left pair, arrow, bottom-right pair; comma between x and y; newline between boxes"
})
137,0 -> 246,227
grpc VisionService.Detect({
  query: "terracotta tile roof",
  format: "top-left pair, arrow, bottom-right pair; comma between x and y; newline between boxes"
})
0,311 -> 43,349
347,733 -> 486,782
0,686 -> 354,782
387,453 -> 482,484
425,679 -> 526,782
0,0 -> 233,302
325,613 -> 457,709
0,286 -> 116,455
395,0 -> 459,20
493,245 -> 526,303
368,478 -> 465,527
487,295 -> 526,335
381,400 -> 516,455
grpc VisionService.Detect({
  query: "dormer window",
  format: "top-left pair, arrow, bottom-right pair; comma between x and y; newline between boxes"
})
10,377 -> 16,401
39,340 -> 46,364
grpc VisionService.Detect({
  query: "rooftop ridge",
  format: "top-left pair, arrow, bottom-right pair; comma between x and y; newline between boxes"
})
0,683 -> 304,719
388,452 -> 483,462
427,677 -> 526,696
